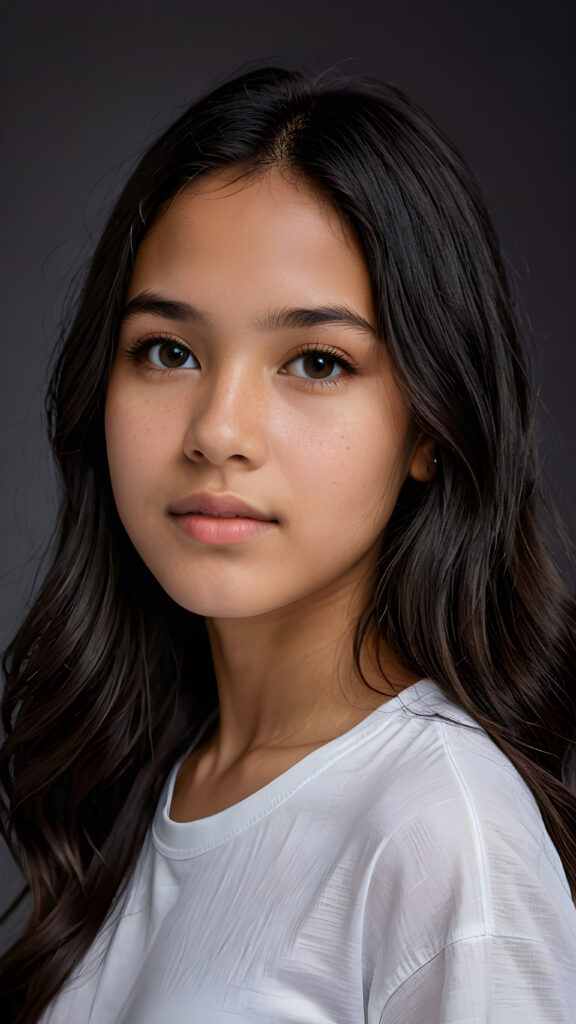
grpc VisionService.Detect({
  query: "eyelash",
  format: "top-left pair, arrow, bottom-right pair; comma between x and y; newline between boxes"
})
124,335 -> 358,387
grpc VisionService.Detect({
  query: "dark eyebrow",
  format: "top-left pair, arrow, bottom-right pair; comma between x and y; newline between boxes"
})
121,290 -> 376,337
258,305 -> 376,336
121,291 -> 213,327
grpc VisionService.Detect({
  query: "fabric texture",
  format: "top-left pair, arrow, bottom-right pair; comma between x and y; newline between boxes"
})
40,679 -> 576,1023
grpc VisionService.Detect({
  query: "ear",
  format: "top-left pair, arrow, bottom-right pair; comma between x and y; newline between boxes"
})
407,434 -> 438,483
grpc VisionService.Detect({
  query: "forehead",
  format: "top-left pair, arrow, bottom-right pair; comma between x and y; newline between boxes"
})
127,168 -> 374,318
151,166 -> 358,249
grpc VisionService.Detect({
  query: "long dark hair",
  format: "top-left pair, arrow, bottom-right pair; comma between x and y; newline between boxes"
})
1,65 -> 575,1022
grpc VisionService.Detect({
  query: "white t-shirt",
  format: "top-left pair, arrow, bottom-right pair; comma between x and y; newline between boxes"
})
41,679 -> 576,1023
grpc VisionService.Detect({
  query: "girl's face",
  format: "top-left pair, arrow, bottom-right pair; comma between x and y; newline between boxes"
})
106,168 -> 429,620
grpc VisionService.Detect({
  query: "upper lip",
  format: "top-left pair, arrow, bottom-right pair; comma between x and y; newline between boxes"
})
169,493 -> 276,521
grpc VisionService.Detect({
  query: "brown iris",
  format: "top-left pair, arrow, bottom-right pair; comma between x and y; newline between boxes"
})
156,343 -> 192,368
302,354 -> 336,379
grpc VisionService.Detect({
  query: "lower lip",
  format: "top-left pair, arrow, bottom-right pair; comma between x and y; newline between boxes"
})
171,513 -> 278,546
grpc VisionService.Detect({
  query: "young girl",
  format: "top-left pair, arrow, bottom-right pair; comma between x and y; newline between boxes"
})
1,65 -> 575,1024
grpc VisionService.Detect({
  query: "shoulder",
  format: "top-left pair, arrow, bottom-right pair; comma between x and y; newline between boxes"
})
364,680 -> 570,899
359,681 -> 576,1020
363,682 -> 573,922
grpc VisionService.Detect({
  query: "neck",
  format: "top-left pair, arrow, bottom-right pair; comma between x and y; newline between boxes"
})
203,573 -> 419,768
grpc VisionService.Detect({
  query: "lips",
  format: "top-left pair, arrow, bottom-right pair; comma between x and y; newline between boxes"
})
169,493 -> 277,522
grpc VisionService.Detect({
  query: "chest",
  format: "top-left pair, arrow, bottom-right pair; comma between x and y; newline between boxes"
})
102,829 -> 373,1023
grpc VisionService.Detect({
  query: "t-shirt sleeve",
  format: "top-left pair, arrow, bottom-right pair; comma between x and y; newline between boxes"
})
375,932 -> 576,1024
363,720 -> 576,1024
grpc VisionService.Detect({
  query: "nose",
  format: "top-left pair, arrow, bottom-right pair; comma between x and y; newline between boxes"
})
182,364 -> 268,467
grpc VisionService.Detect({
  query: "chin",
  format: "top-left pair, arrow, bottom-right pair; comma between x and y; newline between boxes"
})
154,578 -> 284,620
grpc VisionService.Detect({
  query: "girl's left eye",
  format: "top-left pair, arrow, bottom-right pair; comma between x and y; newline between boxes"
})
284,349 -> 353,382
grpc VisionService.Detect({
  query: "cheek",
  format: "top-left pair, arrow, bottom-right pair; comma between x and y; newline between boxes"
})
104,389 -> 172,506
280,409 -> 407,539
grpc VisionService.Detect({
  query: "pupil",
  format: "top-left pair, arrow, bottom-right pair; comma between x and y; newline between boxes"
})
305,354 -> 333,378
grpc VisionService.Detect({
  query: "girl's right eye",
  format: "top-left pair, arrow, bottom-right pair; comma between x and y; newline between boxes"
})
128,338 -> 199,370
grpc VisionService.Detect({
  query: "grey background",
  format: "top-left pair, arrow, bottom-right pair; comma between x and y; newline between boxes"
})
1,0 -> 574,951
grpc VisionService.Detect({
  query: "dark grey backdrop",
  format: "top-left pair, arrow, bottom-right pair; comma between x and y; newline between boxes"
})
1,0 -> 574,950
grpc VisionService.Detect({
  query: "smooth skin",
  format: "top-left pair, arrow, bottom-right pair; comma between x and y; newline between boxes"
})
105,167 -> 436,820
